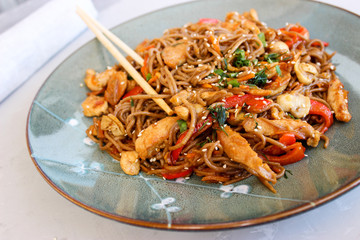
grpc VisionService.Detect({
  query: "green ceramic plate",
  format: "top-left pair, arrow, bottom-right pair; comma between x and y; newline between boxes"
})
27,0 -> 360,230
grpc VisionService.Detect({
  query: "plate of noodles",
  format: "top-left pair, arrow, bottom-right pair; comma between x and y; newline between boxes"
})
27,0 -> 360,230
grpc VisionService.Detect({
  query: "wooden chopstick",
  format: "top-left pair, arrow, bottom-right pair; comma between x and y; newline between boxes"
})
76,7 -> 144,66
76,7 -> 173,116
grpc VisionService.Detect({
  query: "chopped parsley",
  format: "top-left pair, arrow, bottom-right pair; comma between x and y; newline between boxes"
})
130,97 -> 134,107
177,119 -> 188,133
248,68 -> 268,88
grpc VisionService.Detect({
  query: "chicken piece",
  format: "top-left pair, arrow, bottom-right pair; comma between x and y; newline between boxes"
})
162,42 -> 188,68
268,41 -> 289,55
276,93 -> 311,118
217,126 -> 277,186
84,68 -> 116,92
174,106 -> 189,120
120,151 -> 140,175
327,78 -> 351,122
135,117 -> 180,160
81,95 -> 108,117
242,117 -> 321,147
169,90 -> 192,106
104,71 -> 128,106
100,114 -> 126,137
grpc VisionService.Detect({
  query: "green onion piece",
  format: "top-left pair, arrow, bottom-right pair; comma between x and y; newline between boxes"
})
146,73 -> 152,81
258,32 -> 266,47
177,119 -> 188,133
275,65 -> 282,76
227,79 -> 240,87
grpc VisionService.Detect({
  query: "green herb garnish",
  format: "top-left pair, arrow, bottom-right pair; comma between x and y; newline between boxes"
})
177,119 -> 188,133
223,58 -> 228,70
248,68 -> 268,88
130,97 -> 134,107
208,105 -> 229,135
197,118 -> 210,133
284,169 -> 293,179
198,137 -> 212,147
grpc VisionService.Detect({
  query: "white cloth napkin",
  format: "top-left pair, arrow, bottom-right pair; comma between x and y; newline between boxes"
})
0,0 -> 97,102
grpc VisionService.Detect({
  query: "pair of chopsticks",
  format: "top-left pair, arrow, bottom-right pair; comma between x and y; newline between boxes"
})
76,7 -> 173,115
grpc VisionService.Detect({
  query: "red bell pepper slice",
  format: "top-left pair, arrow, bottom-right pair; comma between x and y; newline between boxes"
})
262,133 -> 296,156
198,18 -> 219,25
170,116 -> 213,164
279,25 -> 309,48
265,142 -> 306,166
309,99 -> 333,133
224,94 -> 272,113
311,41 -> 329,47
122,86 -> 144,99
162,168 -> 193,180
279,133 -> 296,145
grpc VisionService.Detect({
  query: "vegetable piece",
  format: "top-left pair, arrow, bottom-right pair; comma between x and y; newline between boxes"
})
122,86 -> 144,99
224,94 -> 272,113
311,41 -> 329,47
170,116 -> 213,164
227,79 -> 240,87
264,53 -> 280,63
162,168 -> 193,179
258,32 -> 266,47
264,142 -> 306,166
177,119 -> 188,133
279,133 -> 296,145
279,25 -> 309,48
262,133 -> 296,156
233,49 -> 250,67
309,99 -> 333,133
140,54 -> 149,79
248,69 -> 267,87
198,18 -> 219,25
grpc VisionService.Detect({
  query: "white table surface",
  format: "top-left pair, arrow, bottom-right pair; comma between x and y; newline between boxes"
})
1,0 -> 359,239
